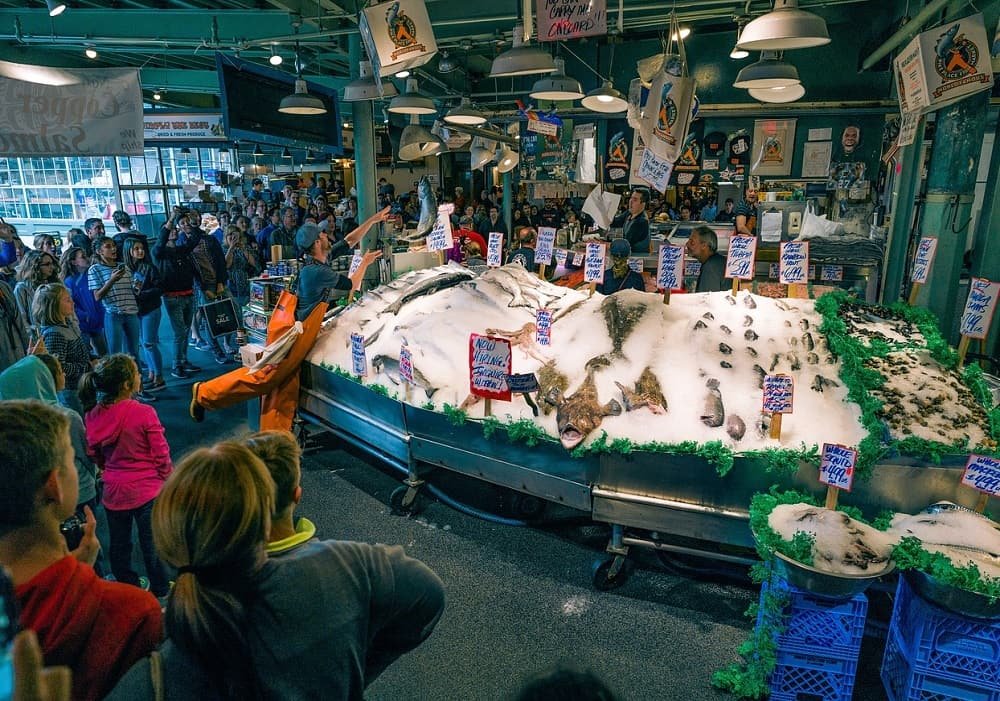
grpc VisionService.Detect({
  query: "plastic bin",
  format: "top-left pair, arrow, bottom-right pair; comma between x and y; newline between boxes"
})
758,578 -> 868,659
770,648 -> 859,701
882,627 -> 1000,701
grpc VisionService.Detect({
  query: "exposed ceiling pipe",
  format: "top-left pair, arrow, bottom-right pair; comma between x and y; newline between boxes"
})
859,0 -> 960,72
443,123 -> 518,146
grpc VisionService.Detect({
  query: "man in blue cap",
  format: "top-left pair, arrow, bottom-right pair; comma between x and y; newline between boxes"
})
597,239 -> 645,295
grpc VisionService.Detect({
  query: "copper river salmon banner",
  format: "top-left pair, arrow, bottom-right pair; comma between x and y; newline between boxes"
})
0,60 -> 143,156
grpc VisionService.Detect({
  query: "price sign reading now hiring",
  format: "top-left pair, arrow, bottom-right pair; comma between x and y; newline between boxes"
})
819,443 -> 858,492
468,334 -> 512,401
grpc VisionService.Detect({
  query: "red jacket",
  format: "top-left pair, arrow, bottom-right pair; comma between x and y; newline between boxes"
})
16,556 -> 163,701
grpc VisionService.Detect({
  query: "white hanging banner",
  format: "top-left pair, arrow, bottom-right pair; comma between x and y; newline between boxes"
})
359,0 -> 438,79
640,51 -> 695,164
0,60 -> 143,156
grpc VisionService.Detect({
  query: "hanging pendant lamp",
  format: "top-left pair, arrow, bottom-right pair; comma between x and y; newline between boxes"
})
399,115 -> 446,161
737,0 -> 830,51
444,98 -> 487,126
529,58 -> 584,101
748,83 -> 806,103
581,80 -> 628,113
733,51 -> 800,89
343,60 -> 398,102
489,23 -> 556,78
388,78 -> 436,115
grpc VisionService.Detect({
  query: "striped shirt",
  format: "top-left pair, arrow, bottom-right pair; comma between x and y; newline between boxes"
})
88,263 -> 138,315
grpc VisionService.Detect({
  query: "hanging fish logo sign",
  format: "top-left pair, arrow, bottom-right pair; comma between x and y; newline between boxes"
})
931,23 -> 987,97
654,83 -> 678,144
385,2 -> 425,60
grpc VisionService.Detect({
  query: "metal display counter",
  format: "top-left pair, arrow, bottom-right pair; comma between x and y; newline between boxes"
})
298,362 -> 997,589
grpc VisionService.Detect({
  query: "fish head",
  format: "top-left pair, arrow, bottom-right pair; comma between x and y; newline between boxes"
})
417,176 -> 433,199
555,395 -> 622,450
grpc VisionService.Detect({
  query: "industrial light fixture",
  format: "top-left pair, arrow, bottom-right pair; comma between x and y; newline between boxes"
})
495,145 -> 519,173
306,149 -> 316,160
84,44 -> 98,59
394,69 -> 411,78
469,136 -> 496,170
432,120 -> 469,148
253,144 -> 263,157
382,108 -> 389,124
730,18 -> 750,59
489,22 -> 556,78
670,27 -> 691,40
443,97 -> 487,126
388,78 -> 436,115
342,60 -> 398,102
529,58 -> 584,101
398,114 -> 446,161
281,147 -> 291,158
737,0 -> 830,51
46,0 -> 66,17
437,51 -> 459,74
581,80 -> 628,113
748,83 -> 806,103
279,46 -> 327,115
733,51 -> 800,89
269,46 -> 283,66
152,89 -> 162,101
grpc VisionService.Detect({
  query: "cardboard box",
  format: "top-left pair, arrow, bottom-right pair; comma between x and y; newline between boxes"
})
359,0 -> 437,79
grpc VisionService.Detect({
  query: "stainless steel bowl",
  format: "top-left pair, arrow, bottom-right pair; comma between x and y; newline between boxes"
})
772,551 -> 895,599
903,569 -> 1000,621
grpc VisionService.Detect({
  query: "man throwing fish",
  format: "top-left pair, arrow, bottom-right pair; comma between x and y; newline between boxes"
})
189,207 -> 389,430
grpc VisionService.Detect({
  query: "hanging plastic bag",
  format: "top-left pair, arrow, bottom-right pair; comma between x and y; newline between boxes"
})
640,15 -> 695,164
797,201 -> 844,240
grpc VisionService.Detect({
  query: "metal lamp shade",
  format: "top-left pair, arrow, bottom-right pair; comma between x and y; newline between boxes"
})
496,145 -> 519,173
388,78 -> 436,115
529,58 -> 584,101
737,0 -> 830,51
733,52 -> 800,89
343,61 -> 398,102
470,136 -> 497,170
748,83 -> 806,103
443,98 -> 487,126
278,79 -> 327,115
581,81 -> 628,113
489,23 -> 556,78
399,117 -> 445,161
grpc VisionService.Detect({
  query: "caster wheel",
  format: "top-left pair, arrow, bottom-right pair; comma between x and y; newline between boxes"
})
510,493 -> 547,520
389,485 -> 426,516
592,556 -> 631,591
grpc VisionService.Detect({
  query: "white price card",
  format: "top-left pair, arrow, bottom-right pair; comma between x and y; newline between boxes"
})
762,374 -> 794,414
487,231 -> 504,268
535,308 -> 552,346
656,244 -> 684,290
399,345 -> 413,385
350,332 -> 367,377
962,454 -> 1000,496
348,251 -> 363,276
911,237 -> 937,284
426,207 -> 454,253
819,443 -> 858,492
637,148 -> 674,193
779,241 -> 809,285
725,235 -> 757,281
535,227 -> 556,266
959,277 -> 998,340
583,242 -> 606,283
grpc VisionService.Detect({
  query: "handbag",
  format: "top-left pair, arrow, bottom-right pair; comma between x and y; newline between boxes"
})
640,14 -> 695,164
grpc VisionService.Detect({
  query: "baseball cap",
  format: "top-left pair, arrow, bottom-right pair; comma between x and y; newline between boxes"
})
610,239 -> 631,258
296,222 -> 322,251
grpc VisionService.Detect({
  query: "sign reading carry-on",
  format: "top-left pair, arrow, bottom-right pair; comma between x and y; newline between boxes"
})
0,60 -> 143,156
359,0 -> 438,80
203,297 -> 240,338
894,13 -> 994,116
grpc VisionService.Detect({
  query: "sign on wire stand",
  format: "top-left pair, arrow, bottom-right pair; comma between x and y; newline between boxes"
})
911,237 -> 938,284
779,241 -> 809,285
350,332 -> 367,377
584,242 -> 606,283
959,277 -> 999,340
725,235 -> 757,280
399,345 -> 414,385
572,251 -> 584,267
535,227 -> 556,266
487,231 -> 504,267
819,443 -> 858,492
554,248 -> 568,266
762,374 -> 794,414
961,454 -> 1000,497
468,333 -> 512,401
348,251 -> 363,276
820,265 -> 844,282
426,207 -> 454,252
656,244 -> 684,290
535,308 -> 552,346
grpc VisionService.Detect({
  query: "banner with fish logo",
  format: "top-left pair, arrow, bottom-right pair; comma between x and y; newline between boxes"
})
671,120 -> 702,187
360,0 -> 438,79
604,119 -> 633,185
640,52 -> 695,164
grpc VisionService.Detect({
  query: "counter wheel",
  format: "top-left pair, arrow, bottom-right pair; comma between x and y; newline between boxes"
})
592,556 -> 631,591
390,485 -> 426,516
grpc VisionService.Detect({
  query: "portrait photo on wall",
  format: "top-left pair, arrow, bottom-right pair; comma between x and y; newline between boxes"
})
751,118 -> 796,176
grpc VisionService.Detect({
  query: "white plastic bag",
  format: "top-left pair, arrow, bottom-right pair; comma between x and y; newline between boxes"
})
797,201 -> 843,240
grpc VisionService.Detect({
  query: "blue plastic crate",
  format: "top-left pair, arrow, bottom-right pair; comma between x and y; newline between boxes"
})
891,576 -> 1000,688
769,648 -> 858,701
757,577 -> 867,660
882,626 -> 1000,701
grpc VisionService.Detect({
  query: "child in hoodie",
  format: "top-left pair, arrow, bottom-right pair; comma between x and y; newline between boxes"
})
80,353 -> 172,598
0,399 -> 162,701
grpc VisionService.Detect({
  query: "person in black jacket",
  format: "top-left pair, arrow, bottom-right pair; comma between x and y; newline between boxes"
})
189,219 -> 231,365
153,212 -> 203,379
123,237 -> 166,392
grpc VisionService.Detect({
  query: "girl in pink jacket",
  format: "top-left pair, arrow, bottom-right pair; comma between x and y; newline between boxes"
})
81,353 -> 172,597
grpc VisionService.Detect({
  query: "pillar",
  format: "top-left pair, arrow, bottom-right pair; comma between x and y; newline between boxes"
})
349,35 -> 378,249
503,169 -> 512,245
970,114 -> 1000,357
911,91 -> 989,339
880,116 -> 925,304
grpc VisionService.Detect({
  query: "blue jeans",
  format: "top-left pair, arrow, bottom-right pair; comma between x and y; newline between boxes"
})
163,294 -> 194,368
139,308 -> 163,378
106,498 -> 169,596
83,329 -> 108,357
104,311 -> 141,365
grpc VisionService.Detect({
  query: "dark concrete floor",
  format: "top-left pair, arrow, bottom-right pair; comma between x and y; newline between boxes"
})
140,343 -> 890,701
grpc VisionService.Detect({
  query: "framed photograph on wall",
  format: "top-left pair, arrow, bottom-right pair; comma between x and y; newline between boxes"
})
801,141 -> 833,178
751,118 -> 797,176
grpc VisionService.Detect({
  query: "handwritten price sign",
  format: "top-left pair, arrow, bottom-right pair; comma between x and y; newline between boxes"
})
656,244 -> 685,290
762,374 -> 794,414
819,443 -> 858,492
554,248 -> 568,266
537,0 -> 607,41
637,148 -> 674,193
961,454 -> 1000,496
399,345 -> 414,385
350,332 -> 367,377
628,258 -> 644,273
426,206 -> 454,252
911,237 -> 937,284
468,334 -> 512,401
820,265 -> 844,282
536,308 -> 552,346
779,241 -> 809,285
959,277 -> 999,340
348,251 -> 363,276
572,251 -> 585,267
486,231 -> 504,268
535,227 -> 556,266
725,235 -> 757,281
584,242 -> 606,283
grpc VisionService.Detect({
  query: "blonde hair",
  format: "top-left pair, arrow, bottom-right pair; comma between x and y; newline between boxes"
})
245,431 -> 301,519
154,442 -> 274,699
31,282 -> 70,326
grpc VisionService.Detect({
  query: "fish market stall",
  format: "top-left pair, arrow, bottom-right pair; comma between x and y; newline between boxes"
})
299,264 -> 999,588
